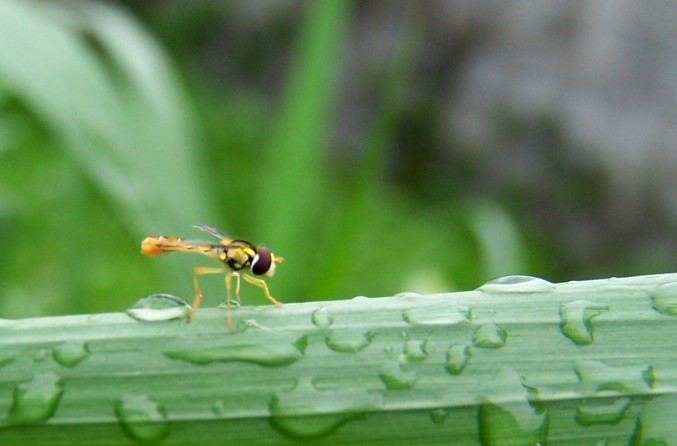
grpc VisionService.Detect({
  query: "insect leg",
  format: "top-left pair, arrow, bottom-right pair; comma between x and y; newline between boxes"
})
189,266 -> 226,321
242,274 -> 283,307
224,271 -> 240,331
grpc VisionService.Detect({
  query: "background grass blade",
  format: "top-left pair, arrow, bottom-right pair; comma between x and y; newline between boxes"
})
311,11 -> 422,299
0,0 -> 213,232
253,1 -> 351,297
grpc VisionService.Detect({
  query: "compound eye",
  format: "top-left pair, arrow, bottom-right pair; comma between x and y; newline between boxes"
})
251,246 -> 273,276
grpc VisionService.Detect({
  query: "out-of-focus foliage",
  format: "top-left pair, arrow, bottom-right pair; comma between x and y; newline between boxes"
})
0,0 -> 529,318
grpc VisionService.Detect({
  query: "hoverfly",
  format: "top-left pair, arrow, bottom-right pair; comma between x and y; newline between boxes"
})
141,225 -> 283,330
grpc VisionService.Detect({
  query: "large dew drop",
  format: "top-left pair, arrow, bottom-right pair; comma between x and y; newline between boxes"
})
559,300 -> 609,345
8,372 -> 64,424
115,395 -> 170,444
127,294 -> 191,322
478,275 -> 553,293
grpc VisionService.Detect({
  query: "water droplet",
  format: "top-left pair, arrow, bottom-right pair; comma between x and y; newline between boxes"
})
270,379 -> 382,440
212,400 -> 226,417
650,282 -> 677,316
351,295 -> 370,302
575,360 -> 655,393
445,344 -> 471,375
8,372 -> 64,424
165,336 -> 307,367
33,349 -> 51,362
383,344 -> 393,354
311,307 -> 334,328
559,300 -> 609,345
575,397 -> 631,426
478,369 -> 548,445
115,395 -> 170,444
127,294 -> 191,322
52,341 -> 89,368
216,299 -> 240,309
326,331 -> 374,354
379,362 -> 418,390
479,403 -> 548,445
473,323 -> 507,349
403,304 -> 471,326
401,340 -> 428,362
0,357 -> 14,369
632,394 -> 677,443
479,275 -> 553,293
429,408 -> 450,424
393,291 -> 422,299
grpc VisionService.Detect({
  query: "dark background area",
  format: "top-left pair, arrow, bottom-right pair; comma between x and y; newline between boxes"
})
1,1 -> 676,318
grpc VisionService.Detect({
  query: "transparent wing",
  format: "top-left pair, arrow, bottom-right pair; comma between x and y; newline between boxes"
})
193,225 -> 233,244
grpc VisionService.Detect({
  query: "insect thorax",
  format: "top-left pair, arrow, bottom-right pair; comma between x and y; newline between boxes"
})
219,240 -> 257,271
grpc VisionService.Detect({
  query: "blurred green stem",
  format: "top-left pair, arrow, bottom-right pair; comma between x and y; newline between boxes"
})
255,1 -> 350,297
311,13 -> 422,298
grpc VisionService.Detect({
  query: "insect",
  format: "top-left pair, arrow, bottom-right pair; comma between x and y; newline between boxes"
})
141,225 -> 283,330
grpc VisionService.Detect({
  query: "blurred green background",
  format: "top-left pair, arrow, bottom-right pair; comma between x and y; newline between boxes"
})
1,1 -> 676,318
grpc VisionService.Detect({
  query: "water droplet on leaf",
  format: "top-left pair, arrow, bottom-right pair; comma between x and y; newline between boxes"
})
326,331 -> 374,354
33,349 -> 51,362
8,372 -> 64,424
445,344 -> 471,375
127,294 -> 191,322
52,341 -> 89,368
650,282 -> 677,316
270,379 -> 382,440
575,397 -> 631,426
379,362 -> 418,390
115,395 -> 170,444
575,360 -> 655,393
559,300 -> 609,345
311,307 -> 334,328
473,323 -> 507,348
429,408 -> 450,424
479,403 -> 548,445
479,275 -> 553,293
403,304 -> 471,326
393,291 -> 422,299
401,340 -> 428,362
165,336 -> 307,367
478,369 -> 548,445
0,357 -> 14,369
632,394 -> 677,444
212,400 -> 226,417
